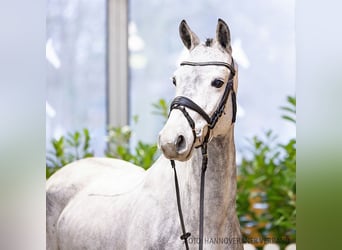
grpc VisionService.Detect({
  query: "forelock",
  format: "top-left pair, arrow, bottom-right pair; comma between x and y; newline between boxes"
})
205,38 -> 213,47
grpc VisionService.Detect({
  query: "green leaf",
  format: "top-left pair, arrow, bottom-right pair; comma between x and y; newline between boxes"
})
132,115 -> 139,124
252,175 -> 267,185
151,98 -> 169,121
281,115 -> 296,123
287,96 -> 296,106
280,106 -> 295,114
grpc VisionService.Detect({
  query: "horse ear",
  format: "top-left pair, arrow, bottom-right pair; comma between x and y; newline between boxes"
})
179,20 -> 200,50
216,18 -> 232,53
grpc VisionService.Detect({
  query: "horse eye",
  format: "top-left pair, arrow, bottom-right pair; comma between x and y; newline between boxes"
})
172,77 -> 177,86
211,79 -> 224,88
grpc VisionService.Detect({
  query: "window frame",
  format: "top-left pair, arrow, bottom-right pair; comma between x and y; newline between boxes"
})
107,0 -> 129,127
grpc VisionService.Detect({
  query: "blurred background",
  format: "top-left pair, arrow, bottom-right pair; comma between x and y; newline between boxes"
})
46,0 -> 295,157
4,1 -> 342,250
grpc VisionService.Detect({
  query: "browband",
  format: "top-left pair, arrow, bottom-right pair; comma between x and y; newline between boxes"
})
180,61 -> 236,76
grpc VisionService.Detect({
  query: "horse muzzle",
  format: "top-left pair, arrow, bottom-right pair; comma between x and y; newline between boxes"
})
158,111 -> 195,161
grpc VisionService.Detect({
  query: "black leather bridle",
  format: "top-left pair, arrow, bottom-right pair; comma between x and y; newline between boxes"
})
169,58 -> 237,250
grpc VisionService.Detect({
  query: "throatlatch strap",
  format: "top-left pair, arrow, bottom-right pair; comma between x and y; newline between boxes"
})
232,91 -> 237,123
171,160 -> 191,250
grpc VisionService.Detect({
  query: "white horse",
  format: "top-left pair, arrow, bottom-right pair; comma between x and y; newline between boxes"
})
47,19 -> 243,250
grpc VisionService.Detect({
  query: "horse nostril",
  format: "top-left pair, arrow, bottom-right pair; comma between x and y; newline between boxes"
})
175,135 -> 186,153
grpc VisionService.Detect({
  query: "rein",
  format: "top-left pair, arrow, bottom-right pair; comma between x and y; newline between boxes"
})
169,59 -> 237,250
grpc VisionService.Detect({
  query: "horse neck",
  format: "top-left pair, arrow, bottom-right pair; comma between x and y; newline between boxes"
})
182,126 -> 237,226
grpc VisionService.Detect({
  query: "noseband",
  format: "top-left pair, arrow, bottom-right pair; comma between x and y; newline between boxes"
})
169,59 -> 237,250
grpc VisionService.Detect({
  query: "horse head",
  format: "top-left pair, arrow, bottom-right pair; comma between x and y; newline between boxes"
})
159,19 -> 239,161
